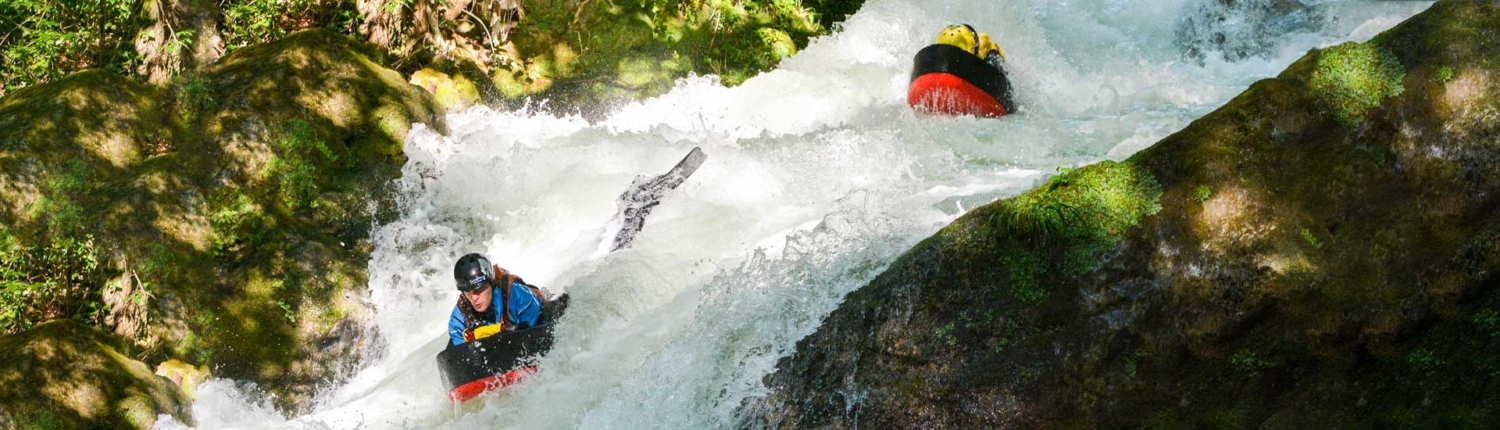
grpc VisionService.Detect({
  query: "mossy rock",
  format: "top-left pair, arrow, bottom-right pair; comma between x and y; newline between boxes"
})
154,359 -> 211,399
0,28 -> 444,413
410,67 -> 482,112
202,28 -> 446,162
153,29 -> 437,413
0,320 -> 192,429
502,0 -> 850,116
0,70 -> 172,240
752,1 -> 1500,427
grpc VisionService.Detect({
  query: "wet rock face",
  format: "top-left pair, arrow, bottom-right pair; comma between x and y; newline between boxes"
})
749,1 -> 1500,428
1175,0 -> 1325,62
0,321 -> 192,429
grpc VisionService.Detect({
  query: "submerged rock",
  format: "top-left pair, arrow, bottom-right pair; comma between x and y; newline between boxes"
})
750,1 -> 1500,427
0,320 -> 192,429
1175,0 -> 1325,62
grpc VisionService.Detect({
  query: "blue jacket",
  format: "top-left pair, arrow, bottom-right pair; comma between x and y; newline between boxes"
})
448,281 -> 543,346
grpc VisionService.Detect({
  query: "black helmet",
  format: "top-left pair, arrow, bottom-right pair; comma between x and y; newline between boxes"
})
453,253 -> 495,292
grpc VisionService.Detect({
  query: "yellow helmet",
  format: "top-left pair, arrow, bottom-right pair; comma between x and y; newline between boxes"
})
978,33 -> 1006,62
937,24 -> 981,56
938,24 -> 1006,62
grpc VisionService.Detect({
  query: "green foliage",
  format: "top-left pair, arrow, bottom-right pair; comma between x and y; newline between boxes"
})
220,0 -> 360,52
171,72 -> 215,124
276,299 -> 296,323
178,332 -> 212,363
1123,351 -> 1147,379
29,160 -> 94,237
969,162 -> 1166,313
1300,228 -> 1324,249
931,310 -> 1009,351
0,0 -> 366,93
936,321 -> 957,346
628,0 -> 824,85
382,0 -> 413,14
1406,347 -> 1443,375
991,168 -> 1080,245
209,189 -> 269,257
798,0 -> 862,30
0,231 -> 108,335
988,316 -> 1019,354
263,118 -> 338,211
1194,185 -> 1212,203
982,162 -> 1162,306
1473,309 -> 1499,336
934,310 -> 996,347
220,0 -> 285,51
123,243 -> 173,306
1008,271 -> 1056,305
1309,42 -> 1406,126
1437,66 -> 1455,84
990,162 -> 1163,258
138,243 -> 172,278
0,0 -> 144,95
18,408 -> 64,430
1229,349 -> 1273,374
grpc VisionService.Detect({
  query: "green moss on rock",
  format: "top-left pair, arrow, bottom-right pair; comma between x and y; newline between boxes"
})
410,67 -> 482,111
0,28 -> 441,413
0,320 -> 191,429
962,161 -> 1162,306
1309,42 -> 1406,126
495,0 -> 854,115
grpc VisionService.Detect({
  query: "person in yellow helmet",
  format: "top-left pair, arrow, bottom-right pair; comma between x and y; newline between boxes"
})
910,23 -> 1016,117
936,24 -> 1006,71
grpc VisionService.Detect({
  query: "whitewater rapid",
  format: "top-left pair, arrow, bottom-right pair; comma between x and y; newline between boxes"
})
165,0 -> 1432,428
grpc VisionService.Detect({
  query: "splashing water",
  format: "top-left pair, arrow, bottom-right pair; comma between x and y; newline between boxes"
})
165,0 -> 1431,428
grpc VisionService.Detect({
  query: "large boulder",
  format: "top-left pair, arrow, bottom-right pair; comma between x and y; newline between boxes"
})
749,1 -> 1500,428
0,320 -> 191,429
0,29 -> 444,412
489,0 -> 857,116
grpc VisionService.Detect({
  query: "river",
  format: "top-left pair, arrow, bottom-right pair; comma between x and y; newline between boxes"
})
165,0 -> 1431,428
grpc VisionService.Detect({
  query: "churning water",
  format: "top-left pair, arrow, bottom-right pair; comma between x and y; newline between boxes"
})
163,0 -> 1431,428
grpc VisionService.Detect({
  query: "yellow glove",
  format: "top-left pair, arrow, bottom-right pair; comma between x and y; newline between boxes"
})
470,322 -> 505,341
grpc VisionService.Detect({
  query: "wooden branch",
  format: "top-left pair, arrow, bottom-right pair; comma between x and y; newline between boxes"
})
443,0 -> 474,21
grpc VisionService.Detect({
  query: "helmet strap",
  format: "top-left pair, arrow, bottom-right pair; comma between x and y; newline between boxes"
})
962,24 -> 979,55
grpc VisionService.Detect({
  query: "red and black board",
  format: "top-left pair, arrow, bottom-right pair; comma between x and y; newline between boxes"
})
436,295 -> 570,402
434,147 -> 707,402
908,44 -> 1016,118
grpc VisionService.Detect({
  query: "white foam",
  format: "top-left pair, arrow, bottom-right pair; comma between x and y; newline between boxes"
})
169,1 -> 1433,428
